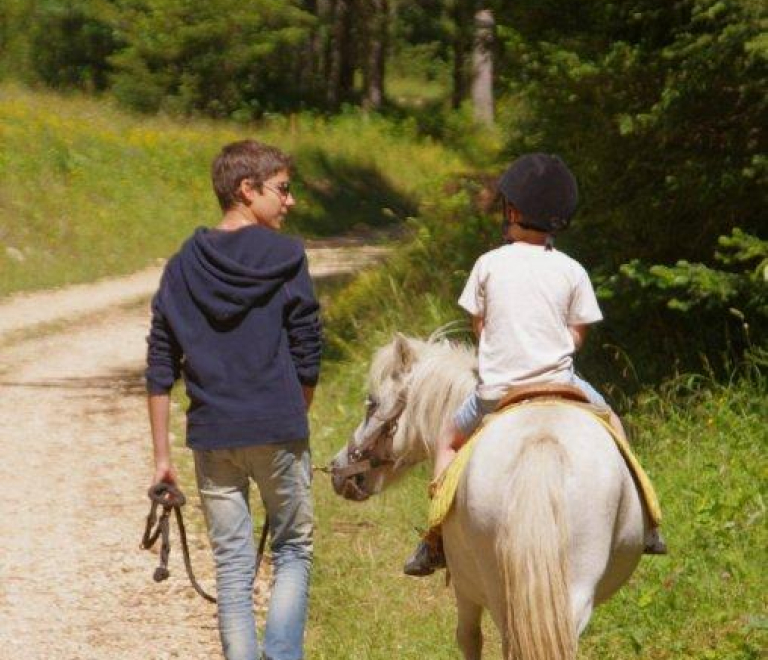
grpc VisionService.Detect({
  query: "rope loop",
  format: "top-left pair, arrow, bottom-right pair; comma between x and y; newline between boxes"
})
140,482 -> 270,604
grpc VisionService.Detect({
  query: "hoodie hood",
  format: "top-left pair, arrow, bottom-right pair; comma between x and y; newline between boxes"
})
177,226 -> 304,321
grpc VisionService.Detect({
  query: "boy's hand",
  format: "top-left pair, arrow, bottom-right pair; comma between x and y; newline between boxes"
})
302,385 -> 315,410
152,461 -> 178,487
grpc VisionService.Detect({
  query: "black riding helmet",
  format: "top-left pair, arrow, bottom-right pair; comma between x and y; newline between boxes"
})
498,153 -> 578,234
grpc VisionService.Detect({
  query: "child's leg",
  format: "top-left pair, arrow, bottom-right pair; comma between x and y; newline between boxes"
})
572,374 -> 629,440
432,391 -> 488,481
405,393 -> 496,576
432,422 -> 465,482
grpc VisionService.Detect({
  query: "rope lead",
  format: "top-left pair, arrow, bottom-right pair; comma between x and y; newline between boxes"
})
141,482 -> 271,604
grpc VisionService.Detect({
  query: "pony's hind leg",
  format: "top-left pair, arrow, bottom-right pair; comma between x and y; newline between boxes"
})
571,585 -> 595,636
455,593 -> 483,660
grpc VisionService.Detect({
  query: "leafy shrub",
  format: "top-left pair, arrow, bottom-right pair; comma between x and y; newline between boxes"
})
594,229 -> 767,384
0,0 -> 121,89
497,0 -> 767,271
109,0 -> 315,118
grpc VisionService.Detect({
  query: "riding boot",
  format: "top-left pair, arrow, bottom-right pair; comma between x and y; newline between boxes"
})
403,529 -> 446,576
644,527 -> 668,555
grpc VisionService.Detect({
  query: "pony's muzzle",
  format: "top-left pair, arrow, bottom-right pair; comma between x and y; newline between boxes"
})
330,460 -> 371,501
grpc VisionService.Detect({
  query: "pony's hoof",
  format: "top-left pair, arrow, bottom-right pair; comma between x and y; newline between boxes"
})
643,529 -> 668,555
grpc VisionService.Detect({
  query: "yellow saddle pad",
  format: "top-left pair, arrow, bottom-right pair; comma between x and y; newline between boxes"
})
428,400 -> 662,530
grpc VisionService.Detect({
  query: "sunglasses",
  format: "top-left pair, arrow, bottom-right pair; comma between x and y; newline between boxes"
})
264,180 -> 291,197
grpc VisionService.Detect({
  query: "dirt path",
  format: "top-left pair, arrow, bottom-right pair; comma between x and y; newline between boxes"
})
0,241 -> 389,338
0,243 -> 387,660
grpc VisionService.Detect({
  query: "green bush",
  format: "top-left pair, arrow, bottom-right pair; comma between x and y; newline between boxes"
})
497,0 -> 767,271
29,0 -> 121,91
594,229 -> 767,384
0,0 -> 121,90
109,0 -> 315,118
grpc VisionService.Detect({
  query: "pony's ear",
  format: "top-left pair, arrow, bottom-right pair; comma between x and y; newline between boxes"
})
392,332 -> 416,375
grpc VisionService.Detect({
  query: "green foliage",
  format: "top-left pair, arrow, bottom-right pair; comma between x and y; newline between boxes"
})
497,0 -> 767,271
0,0 -> 121,90
29,0 -> 121,90
109,0 -> 315,117
591,229 -> 767,383
0,0 -> 33,80
0,84 -> 465,297
612,229 -> 767,316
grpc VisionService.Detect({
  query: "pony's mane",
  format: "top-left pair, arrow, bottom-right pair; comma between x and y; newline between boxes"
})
369,336 -> 478,459
406,340 -> 477,456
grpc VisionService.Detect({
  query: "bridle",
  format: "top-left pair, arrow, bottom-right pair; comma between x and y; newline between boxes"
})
332,390 -> 408,500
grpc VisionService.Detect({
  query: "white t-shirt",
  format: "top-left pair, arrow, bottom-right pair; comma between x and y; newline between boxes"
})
458,242 -> 603,399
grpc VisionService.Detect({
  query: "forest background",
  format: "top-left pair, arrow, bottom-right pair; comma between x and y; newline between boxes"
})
0,0 -> 766,658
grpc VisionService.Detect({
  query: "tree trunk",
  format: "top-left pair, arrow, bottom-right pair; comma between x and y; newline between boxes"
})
324,0 -> 341,108
471,8 -> 494,125
299,0 -> 321,97
364,0 -> 388,110
338,0 -> 355,101
325,0 -> 356,108
451,0 -> 475,109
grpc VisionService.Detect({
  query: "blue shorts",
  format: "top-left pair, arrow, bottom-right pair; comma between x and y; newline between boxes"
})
453,374 -> 608,438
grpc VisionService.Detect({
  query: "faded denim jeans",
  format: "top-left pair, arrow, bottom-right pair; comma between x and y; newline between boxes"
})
454,373 -> 609,437
194,441 -> 313,660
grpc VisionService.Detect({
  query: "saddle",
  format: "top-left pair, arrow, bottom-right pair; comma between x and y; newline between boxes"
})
430,397 -> 663,531
451,383 -> 595,452
497,382 -> 591,409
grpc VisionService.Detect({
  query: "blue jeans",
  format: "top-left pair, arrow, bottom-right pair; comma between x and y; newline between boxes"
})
454,374 -> 609,437
194,441 -> 313,660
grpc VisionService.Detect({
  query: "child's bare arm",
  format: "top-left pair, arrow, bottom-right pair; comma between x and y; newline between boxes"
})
569,324 -> 589,350
472,314 -> 484,339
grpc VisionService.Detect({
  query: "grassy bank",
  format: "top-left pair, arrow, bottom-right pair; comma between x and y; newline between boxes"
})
0,84 -> 465,297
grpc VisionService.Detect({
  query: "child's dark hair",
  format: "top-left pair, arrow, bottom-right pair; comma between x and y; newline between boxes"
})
211,140 -> 292,210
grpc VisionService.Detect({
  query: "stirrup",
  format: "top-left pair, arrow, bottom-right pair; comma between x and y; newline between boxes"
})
403,539 -> 446,577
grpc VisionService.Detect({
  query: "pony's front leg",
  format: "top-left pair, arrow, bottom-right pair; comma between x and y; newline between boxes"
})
455,593 -> 483,660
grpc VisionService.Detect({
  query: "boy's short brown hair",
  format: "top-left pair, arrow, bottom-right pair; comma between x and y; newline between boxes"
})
211,140 -> 292,210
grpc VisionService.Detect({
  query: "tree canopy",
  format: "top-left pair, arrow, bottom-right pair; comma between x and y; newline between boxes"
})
1,0 -> 764,379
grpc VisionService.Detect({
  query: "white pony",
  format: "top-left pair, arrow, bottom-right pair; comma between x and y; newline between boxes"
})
331,334 -> 648,660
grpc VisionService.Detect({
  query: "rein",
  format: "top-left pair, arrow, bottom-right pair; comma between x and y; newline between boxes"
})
332,392 -> 408,483
140,482 -> 269,604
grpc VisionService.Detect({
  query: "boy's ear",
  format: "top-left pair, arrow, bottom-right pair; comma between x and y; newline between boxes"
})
392,332 -> 416,376
238,178 -> 257,204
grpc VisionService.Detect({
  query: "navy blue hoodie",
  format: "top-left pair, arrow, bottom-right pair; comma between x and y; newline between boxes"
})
146,225 -> 321,450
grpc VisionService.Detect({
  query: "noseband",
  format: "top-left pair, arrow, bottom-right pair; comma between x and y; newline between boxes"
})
333,392 -> 408,488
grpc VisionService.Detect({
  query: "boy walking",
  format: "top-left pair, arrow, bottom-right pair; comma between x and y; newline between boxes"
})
404,153 -> 665,576
146,140 -> 321,660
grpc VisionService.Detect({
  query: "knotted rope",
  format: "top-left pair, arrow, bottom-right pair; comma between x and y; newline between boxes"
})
140,482 -> 269,604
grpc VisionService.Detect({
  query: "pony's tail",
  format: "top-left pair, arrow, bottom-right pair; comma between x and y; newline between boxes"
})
495,434 -> 576,660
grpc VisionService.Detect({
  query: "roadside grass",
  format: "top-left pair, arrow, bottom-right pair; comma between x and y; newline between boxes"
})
0,83 -> 465,297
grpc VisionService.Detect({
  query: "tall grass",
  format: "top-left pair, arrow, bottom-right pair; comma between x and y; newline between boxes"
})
0,83 -> 465,297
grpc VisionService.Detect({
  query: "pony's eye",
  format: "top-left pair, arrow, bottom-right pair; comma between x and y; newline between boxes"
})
365,396 -> 378,410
